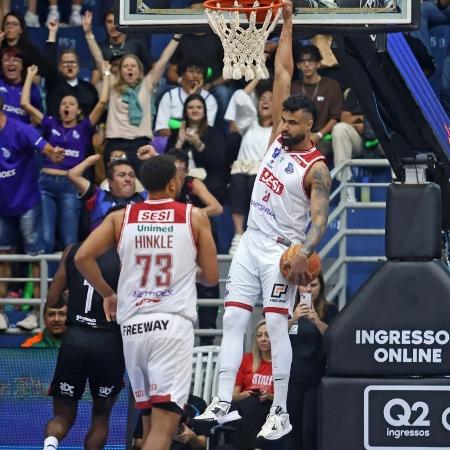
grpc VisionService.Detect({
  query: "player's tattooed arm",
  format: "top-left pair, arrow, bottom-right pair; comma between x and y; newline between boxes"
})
301,161 -> 331,257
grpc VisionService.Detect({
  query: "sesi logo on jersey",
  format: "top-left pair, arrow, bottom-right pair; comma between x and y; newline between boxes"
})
137,209 -> 175,223
259,167 -> 285,195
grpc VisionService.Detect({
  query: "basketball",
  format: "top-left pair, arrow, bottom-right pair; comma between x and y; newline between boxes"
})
279,244 -> 321,282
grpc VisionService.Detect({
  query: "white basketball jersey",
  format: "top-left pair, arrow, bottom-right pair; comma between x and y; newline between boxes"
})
247,135 -> 326,243
117,199 -> 198,324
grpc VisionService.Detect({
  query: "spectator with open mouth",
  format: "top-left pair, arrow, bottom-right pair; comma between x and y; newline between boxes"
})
20,62 -> 110,255
44,19 -> 99,119
0,47 -> 43,124
0,10 -> 50,79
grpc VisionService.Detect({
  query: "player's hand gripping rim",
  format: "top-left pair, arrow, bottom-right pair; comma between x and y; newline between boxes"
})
103,293 -> 118,322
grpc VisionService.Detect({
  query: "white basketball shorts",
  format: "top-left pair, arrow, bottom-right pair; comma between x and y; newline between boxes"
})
121,312 -> 194,410
224,227 -> 297,315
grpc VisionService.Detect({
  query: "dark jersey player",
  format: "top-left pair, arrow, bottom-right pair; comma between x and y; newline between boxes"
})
43,242 -> 125,450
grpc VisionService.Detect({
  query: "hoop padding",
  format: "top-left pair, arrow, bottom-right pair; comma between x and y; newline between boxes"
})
204,0 -> 282,81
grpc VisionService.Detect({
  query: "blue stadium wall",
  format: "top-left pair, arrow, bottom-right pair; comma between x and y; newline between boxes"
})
0,349 -> 129,449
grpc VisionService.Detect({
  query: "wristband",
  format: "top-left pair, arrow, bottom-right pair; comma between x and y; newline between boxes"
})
316,131 -> 323,140
85,33 -> 95,40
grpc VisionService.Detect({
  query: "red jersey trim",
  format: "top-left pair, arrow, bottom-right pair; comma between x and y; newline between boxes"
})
187,204 -> 197,257
263,306 -> 289,315
116,204 -> 130,251
301,157 -> 327,200
136,399 -> 152,409
151,394 -> 172,404
144,198 -> 174,204
224,301 -> 253,312
290,146 -> 324,168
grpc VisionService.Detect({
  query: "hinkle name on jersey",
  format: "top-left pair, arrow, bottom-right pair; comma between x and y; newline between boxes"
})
134,235 -> 173,249
122,319 -> 169,336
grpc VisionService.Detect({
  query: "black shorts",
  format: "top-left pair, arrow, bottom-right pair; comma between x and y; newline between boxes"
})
229,173 -> 257,215
49,326 -> 125,401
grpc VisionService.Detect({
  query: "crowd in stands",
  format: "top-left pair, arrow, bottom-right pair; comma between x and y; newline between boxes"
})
0,3 -> 447,327
0,3 -> 447,449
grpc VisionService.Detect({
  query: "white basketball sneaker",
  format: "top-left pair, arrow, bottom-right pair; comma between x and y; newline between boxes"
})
194,396 -> 241,423
257,406 -> 292,440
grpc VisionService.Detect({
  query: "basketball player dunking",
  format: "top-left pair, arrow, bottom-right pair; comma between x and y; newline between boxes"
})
195,0 -> 331,440
75,155 -> 219,450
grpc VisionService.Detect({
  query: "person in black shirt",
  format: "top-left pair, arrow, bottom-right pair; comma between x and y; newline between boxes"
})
167,149 -> 223,346
285,273 -> 338,450
166,94 -> 227,205
100,10 -> 153,73
42,242 -> 125,450
0,11 -> 51,79
44,20 -> 99,118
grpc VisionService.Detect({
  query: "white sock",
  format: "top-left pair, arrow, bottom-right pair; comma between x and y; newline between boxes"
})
49,5 -> 58,12
217,307 -> 251,403
71,4 -> 82,13
43,436 -> 58,450
265,312 -> 292,412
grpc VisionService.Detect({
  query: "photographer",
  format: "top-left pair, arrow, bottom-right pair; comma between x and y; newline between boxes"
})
285,273 -> 338,450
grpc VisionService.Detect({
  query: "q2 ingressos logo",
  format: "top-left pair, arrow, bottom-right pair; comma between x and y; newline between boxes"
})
364,385 -> 450,449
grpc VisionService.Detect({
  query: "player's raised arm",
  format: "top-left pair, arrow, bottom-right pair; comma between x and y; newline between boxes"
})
269,0 -> 294,146
192,207 -> 219,287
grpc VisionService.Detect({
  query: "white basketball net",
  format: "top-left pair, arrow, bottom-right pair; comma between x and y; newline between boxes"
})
205,1 -> 282,81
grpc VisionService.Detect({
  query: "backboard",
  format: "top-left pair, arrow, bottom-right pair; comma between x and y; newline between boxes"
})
115,0 -> 420,33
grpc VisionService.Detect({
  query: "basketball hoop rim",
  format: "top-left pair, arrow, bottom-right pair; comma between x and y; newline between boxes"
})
202,0 -> 283,13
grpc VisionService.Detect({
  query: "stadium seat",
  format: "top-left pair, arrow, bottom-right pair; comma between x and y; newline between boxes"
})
191,345 -> 220,404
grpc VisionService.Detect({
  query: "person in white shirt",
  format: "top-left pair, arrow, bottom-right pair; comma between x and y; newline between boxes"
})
155,57 -> 218,136
225,79 -> 274,255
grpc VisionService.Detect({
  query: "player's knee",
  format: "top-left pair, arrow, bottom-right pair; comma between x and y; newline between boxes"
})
265,312 -> 289,339
331,121 -> 350,138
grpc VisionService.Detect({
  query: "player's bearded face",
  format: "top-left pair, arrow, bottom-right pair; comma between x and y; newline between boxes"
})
281,111 -> 311,147
282,131 -> 306,147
